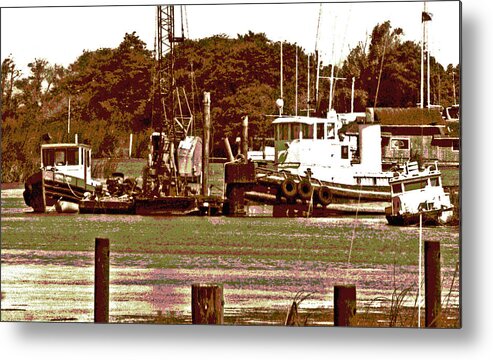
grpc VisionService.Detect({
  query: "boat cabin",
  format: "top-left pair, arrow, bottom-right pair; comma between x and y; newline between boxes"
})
41,143 -> 94,183
389,161 -> 450,215
272,112 -> 355,169
273,115 -> 339,148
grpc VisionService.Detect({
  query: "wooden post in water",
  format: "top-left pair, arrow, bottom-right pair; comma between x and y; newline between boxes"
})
191,283 -> 224,324
425,240 -> 441,327
94,237 -> 110,323
334,285 -> 356,326
202,92 -> 211,196
241,115 -> 249,161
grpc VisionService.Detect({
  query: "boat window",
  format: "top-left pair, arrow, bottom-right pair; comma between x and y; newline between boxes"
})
404,179 -> 427,192
391,138 -> 410,150
55,150 -> 66,166
392,183 -> 402,194
42,149 -> 55,166
341,145 -> 349,159
279,124 -> 289,140
66,148 -> 79,165
316,123 -> 324,139
430,177 -> 440,187
291,123 -> 300,140
85,149 -> 91,169
326,123 -> 335,139
301,124 -> 313,139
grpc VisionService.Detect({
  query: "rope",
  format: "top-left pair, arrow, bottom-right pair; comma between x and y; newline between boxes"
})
61,173 -> 84,200
346,182 -> 363,277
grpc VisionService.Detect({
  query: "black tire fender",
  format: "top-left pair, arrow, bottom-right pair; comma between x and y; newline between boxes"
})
317,186 -> 332,206
297,179 -> 313,200
280,179 -> 297,199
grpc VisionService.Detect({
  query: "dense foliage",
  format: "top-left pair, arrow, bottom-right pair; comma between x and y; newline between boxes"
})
1,23 -> 460,182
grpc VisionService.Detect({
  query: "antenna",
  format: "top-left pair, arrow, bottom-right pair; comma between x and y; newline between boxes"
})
314,3 -> 322,109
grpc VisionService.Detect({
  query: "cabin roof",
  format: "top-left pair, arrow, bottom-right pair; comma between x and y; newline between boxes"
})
372,108 -> 447,126
41,143 -> 92,149
272,115 -> 336,125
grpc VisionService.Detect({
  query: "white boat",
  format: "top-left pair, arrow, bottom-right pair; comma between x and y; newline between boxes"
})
271,109 -> 393,201
23,142 -> 100,212
385,161 -> 454,226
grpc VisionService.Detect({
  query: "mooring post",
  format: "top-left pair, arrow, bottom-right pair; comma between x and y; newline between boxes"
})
191,283 -> 224,324
241,115 -> 249,161
334,285 -> 356,326
94,237 -> 110,323
202,92 -> 211,197
425,240 -> 441,327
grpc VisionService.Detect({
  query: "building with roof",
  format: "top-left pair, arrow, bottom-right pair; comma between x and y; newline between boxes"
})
342,108 -> 460,167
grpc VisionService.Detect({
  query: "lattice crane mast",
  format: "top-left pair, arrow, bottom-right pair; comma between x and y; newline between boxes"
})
146,5 -> 185,197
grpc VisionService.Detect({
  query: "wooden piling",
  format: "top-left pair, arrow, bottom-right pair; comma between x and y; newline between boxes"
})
241,115 -> 248,161
94,237 -> 110,323
227,185 -> 246,216
334,285 -> 356,326
129,133 -> 133,158
191,283 -> 224,324
202,92 -> 211,196
425,240 -> 441,327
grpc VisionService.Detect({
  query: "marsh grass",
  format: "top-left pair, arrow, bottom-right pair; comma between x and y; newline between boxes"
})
2,181 -> 459,327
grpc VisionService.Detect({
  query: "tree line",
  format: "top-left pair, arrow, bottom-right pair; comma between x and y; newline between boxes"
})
1,22 -> 460,182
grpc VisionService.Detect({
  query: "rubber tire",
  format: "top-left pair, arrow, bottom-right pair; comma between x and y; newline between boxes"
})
317,186 -> 332,206
280,179 -> 297,199
297,179 -> 312,200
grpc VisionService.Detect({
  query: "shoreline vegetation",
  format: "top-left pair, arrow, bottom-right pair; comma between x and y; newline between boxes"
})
2,23 -> 459,184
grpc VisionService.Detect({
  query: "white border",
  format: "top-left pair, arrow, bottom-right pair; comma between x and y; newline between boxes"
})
2,1 -> 492,359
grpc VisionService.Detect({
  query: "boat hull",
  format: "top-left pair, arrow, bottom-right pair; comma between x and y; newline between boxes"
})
79,197 -> 135,214
323,181 -> 391,202
23,170 -> 95,212
385,206 -> 454,226
134,196 -> 198,215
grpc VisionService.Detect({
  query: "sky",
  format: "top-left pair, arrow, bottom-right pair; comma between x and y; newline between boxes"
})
1,0 -> 460,78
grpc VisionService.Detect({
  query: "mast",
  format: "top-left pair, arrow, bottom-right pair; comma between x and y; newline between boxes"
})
452,71 -> 456,105
420,4 -> 425,108
146,5 -> 186,197
351,77 -> 355,113
295,46 -> 298,116
280,41 -> 283,115
328,63 -> 335,112
426,3 -> 431,108
421,1 -> 432,108
314,3 -> 323,109
307,53 -> 310,118
156,5 -> 185,137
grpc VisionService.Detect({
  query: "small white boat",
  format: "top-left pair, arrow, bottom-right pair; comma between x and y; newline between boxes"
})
23,142 -> 100,212
385,161 -> 454,226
